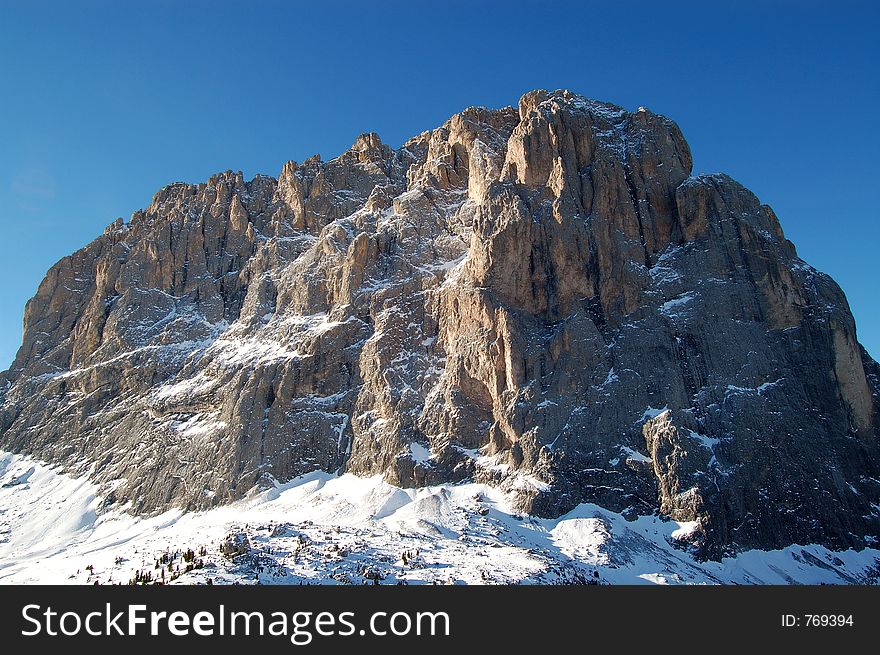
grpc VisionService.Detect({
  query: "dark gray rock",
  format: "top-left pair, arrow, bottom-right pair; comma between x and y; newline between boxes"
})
220,531 -> 251,559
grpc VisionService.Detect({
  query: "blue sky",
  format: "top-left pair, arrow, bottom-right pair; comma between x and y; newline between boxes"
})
0,0 -> 877,369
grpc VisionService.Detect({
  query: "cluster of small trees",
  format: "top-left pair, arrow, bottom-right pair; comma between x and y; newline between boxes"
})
123,546 -> 209,584
400,549 -> 422,567
129,569 -> 155,584
182,547 -> 207,563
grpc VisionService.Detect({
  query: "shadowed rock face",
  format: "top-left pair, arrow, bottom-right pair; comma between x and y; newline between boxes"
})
1,89 -> 878,559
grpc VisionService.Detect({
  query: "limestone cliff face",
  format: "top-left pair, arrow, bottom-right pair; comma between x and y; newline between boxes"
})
2,90 -> 878,558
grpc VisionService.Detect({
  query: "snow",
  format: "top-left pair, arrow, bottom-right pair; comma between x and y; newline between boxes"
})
660,291 -> 696,317
187,314 -> 353,371
439,253 -> 470,289
639,406 -> 669,422
649,262 -> 682,285
600,368 -> 619,387
620,446 -> 652,464
425,252 -> 468,274
154,372 -> 216,401
511,474 -> 551,493
408,443 -> 433,464
670,521 -> 701,541
686,429 -> 720,450
41,337 -> 219,383
550,517 -> 613,563
336,414 -> 350,452
725,379 -> 782,397
172,414 -> 227,438
0,454 -> 100,561
2,450 -> 878,585
207,336 -> 303,367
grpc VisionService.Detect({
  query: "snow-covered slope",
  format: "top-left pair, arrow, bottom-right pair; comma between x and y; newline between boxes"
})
2,451 -> 877,585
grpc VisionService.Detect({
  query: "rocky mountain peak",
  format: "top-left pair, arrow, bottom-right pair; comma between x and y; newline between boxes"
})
1,89 -> 878,559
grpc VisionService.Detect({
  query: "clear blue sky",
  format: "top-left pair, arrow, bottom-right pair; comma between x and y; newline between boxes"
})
1,0 -> 877,369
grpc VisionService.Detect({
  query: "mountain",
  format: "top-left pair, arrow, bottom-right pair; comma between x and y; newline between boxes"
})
1,89 -> 878,561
